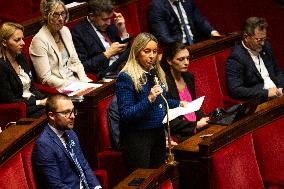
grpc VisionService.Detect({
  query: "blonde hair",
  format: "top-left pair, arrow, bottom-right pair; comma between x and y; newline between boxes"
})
40,0 -> 69,25
121,33 -> 168,91
0,22 -> 24,60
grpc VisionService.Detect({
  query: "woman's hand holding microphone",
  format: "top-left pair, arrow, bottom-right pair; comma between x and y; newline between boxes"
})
148,84 -> 163,103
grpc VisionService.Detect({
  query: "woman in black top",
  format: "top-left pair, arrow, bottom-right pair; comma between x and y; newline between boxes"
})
0,22 -> 47,118
161,42 -> 209,142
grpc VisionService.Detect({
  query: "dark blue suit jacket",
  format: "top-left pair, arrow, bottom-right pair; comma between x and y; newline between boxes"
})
32,124 -> 100,189
226,42 -> 284,100
147,0 -> 214,46
71,19 -> 130,79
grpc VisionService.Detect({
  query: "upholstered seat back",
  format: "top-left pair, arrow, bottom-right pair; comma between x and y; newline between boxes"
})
188,56 -> 224,114
253,117 -> 284,186
210,134 -> 265,189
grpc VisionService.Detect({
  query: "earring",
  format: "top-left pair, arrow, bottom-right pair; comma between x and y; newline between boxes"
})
2,40 -> 7,47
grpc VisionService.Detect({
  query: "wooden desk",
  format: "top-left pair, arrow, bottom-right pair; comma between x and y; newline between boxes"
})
114,169 -> 155,189
0,116 -> 47,164
114,163 -> 179,189
173,96 -> 284,188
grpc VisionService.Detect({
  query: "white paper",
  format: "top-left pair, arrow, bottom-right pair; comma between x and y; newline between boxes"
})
65,2 -> 86,9
59,82 -> 102,96
163,96 -> 205,124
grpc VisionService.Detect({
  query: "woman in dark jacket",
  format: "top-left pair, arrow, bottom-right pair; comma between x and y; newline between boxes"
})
161,42 -> 209,142
0,22 -> 46,118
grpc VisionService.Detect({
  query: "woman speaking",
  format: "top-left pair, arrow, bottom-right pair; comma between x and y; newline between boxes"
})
116,33 -> 182,171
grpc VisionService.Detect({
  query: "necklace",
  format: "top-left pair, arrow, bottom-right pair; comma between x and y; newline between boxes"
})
54,37 -> 61,43
52,32 -> 61,43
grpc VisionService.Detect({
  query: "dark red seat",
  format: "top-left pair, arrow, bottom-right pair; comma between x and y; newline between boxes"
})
21,140 -> 37,189
253,117 -> 284,188
0,153 -> 29,189
188,56 -> 224,114
115,2 -> 141,36
215,49 -> 243,107
137,0 -> 151,32
96,96 -> 128,188
210,134 -> 265,189
97,96 -> 113,152
0,102 -> 26,131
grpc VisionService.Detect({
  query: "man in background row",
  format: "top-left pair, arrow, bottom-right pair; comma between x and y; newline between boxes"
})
226,17 -> 284,101
147,0 -> 220,47
72,0 -> 131,80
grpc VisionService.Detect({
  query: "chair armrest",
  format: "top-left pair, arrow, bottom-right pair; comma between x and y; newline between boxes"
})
0,102 -> 26,117
33,82 -> 58,95
94,169 -> 108,189
0,102 -> 26,122
86,73 -> 97,82
97,151 -> 128,188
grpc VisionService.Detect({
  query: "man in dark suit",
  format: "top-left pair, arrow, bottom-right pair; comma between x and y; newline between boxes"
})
226,17 -> 284,101
71,0 -> 130,80
147,0 -> 220,47
32,93 -> 101,189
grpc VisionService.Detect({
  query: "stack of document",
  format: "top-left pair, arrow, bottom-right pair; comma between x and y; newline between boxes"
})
163,96 -> 205,124
59,82 -> 103,97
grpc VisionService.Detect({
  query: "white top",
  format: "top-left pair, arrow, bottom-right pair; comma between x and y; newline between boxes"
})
60,46 -> 78,82
18,65 -> 34,100
242,41 -> 276,89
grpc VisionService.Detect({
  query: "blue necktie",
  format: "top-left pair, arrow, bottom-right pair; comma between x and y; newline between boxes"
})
64,132 -> 89,189
173,0 -> 194,45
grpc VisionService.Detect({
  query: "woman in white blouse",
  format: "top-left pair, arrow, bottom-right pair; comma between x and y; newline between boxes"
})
0,22 -> 46,118
29,0 -> 92,89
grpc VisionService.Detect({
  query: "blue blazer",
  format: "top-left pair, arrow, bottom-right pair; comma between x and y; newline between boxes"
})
71,20 -> 129,79
32,124 -> 100,189
226,42 -> 284,100
147,0 -> 214,46
116,72 -> 179,130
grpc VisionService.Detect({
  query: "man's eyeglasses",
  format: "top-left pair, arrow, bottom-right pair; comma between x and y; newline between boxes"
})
250,36 -> 268,43
54,108 -> 77,118
52,11 -> 67,19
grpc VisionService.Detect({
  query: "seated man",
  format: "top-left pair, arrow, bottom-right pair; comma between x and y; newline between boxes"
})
32,93 -> 101,189
71,0 -> 131,80
147,0 -> 220,47
226,17 -> 284,101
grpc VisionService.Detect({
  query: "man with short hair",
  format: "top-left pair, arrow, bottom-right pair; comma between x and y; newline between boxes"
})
147,0 -> 220,47
226,17 -> 284,101
32,93 -> 101,189
71,0 -> 130,80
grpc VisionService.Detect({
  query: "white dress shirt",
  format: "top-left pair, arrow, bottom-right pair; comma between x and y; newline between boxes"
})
242,41 -> 276,89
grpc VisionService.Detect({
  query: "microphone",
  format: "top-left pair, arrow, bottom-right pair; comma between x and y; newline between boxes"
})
149,67 -> 160,85
149,67 -> 176,165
